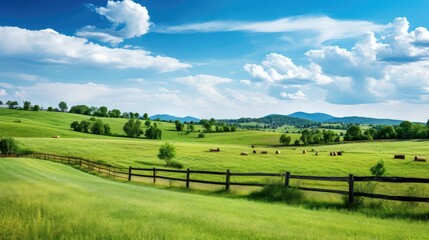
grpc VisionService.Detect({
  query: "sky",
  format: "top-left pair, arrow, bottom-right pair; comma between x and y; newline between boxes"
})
1,0 -> 429,121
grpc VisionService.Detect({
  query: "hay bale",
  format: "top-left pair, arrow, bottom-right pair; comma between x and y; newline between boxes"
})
52,135 -> 60,138
315,151 -> 319,156
276,150 -> 280,154
261,150 -> 268,154
330,152 -> 337,156
251,145 -> 255,148
241,152 -> 248,156
337,151 -> 342,156
414,156 -> 426,162
302,150 -> 307,154
210,148 -> 220,152
252,150 -> 257,154
394,154 -> 405,159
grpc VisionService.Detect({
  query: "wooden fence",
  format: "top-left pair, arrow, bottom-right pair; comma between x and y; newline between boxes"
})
2,153 -> 429,205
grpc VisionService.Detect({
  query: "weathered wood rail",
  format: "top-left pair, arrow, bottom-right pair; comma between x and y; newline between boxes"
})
2,153 -> 429,204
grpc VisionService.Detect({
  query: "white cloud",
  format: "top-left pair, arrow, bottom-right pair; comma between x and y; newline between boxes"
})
0,89 -> 7,97
0,71 -> 47,82
0,26 -> 190,72
0,82 -> 14,88
76,0 -> 151,44
175,74 -> 233,102
280,90 -> 307,100
157,15 -> 384,43
244,17 -> 429,105
239,80 -> 252,85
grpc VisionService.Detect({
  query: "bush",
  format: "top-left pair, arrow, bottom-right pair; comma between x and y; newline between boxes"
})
370,160 -> 386,177
0,137 -> 19,155
158,142 -> 176,166
169,160 -> 183,169
249,183 -> 304,204
198,133 -> 205,138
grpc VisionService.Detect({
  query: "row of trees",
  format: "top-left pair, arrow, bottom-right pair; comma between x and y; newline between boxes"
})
199,119 -> 237,133
123,119 -> 162,139
68,104 -> 149,120
344,121 -> 429,141
279,129 -> 341,146
70,118 -> 111,136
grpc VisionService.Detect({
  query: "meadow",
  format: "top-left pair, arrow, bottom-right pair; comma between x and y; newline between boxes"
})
1,158 -> 429,240
1,108 -> 429,238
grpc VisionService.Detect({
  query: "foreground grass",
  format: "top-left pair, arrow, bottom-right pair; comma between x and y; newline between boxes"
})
1,158 -> 429,240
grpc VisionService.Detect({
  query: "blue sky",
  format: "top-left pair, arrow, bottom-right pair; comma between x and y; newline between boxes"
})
1,0 -> 429,121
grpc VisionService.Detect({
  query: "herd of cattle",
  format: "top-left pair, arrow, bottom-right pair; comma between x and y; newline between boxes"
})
209,147 -> 426,162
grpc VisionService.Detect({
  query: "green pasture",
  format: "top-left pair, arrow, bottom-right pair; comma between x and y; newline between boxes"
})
1,158 -> 428,240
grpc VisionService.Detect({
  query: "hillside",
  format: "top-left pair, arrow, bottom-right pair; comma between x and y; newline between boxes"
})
1,158 -> 428,239
325,116 -> 403,125
222,114 -> 316,128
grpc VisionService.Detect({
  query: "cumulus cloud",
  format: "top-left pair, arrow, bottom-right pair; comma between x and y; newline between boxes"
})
280,90 -> 307,100
244,17 -> 429,105
0,26 -> 190,72
157,15 -> 384,43
0,71 -> 47,82
76,0 -> 151,44
175,74 -> 233,102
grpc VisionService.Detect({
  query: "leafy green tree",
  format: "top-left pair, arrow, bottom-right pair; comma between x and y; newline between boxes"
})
104,124 -> 111,135
294,139 -> 301,146
59,101 -> 68,112
6,100 -> 18,109
279,134 -> 291,145
370,160 -> 386,177
176,122 -> 184,131
33,105 -> 40,111
189,124 -> 195,132
397,121 -> 413,139
0,100 -> 3,105
143,113 -> 149,120
69,105 -> 90,115
95,106 -> 108,117
145,126 -> 162,139
0,137 -> 19,155
47,106 -> 53,111
157,142 -> 176,167
122,112 -> 130,118
123,119 -> 142,138
79,120 -> 92,133
231,126 -> 237,132
91,119 -> 105,135
322,130 -> 337,144
145,120 -> 151,127
109,109 -> 121,118
344,125 -> 363,141
223,126 -> 231,132
70,121 -> 80,131
134,112 -> 139,118
23,101 -> 31,110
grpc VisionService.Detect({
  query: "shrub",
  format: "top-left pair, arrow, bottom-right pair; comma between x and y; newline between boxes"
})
294,139 -> 300,146
0,137 -> 19,155
370,160 -> 386,177
249,183 -> 304,204
169,160 -> 183,169
158,142 -> 176,167
198,133 -> 205,138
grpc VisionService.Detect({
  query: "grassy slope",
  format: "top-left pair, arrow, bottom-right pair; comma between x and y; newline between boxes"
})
1,158 -> 428,240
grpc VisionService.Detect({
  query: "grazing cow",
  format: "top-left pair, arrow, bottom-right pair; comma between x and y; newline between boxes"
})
414,156 -> 426,162
210,148 -> 220,152
261,150 -> 268,154
253,150 -> 257,154
394,154 -> 405,159
303,150 -> 307,154
276,150 -> 280,154
241,152 -> 248,156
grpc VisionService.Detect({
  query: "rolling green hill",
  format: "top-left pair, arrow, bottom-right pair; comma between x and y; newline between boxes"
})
1,158 -> 428,240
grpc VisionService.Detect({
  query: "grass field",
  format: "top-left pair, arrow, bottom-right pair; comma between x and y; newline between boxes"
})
1,158 -> 429,240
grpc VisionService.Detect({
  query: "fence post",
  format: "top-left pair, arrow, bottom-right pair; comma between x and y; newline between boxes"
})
67,157 -> 70,165
225,169 -> 230,191
153,167 -> 156,183
284,171 -> 290,188
98,163 -> 101,174
128,167 -> 132,181
186,168 -> 190,189
79,159 -> 82,167
348,174 -> 354,206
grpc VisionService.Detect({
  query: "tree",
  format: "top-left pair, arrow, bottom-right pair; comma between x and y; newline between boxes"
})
145,120 -> 151,127
70,121 -> 80,131
0,100 -> 3,105
279,134 -> 291,145
145,126 -> 162,139
123,119 -> 142,138
104,124 -> 111,135
47,107 -> 53,111
58,101 -> 68,112
23,101 -> 31,110
176,122 -> 184,131
370,160 -> 386,177
189,124 -> 195,132
344,125 -> 363,141
91,119 -> 105,135
322,130 -> 337,144
143,113 -> 149,120
96,106 -> 108,117
157,142 -> 176,167
397,121 -> 413,139
0,137 -> 19,155
6,100 -> 18,109
33,105 -> 40,111
376,125 -> 396,139
134,112 -> 139,118
109,109 -> 121,118
69,105 -> 90,115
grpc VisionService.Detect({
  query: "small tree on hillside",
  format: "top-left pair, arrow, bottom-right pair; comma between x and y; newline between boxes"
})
279,134 -> 291,146
33,105 -> 40,111
0,137 -> 19,155
158,143 -> 176,167
23,101 -> 31,110
123,119 -> 142,138
59,101 -> 68,112
143,113 -> 149,120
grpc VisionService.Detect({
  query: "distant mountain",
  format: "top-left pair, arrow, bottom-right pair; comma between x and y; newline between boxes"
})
288,112 -> 334,122
325,116 -> 403,125
149,114 -> 200,123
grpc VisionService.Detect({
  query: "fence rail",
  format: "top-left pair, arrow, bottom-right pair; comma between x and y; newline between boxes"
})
2,153 -> 429,205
